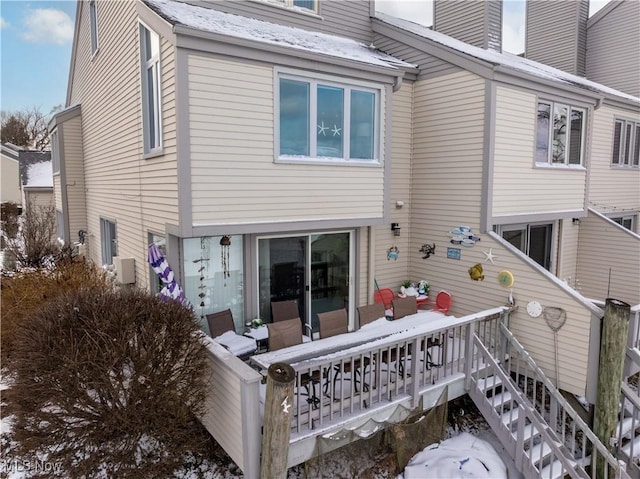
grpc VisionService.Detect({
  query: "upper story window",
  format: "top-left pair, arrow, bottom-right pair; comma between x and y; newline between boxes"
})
536,100 -> 586,166
612,118 -> 640,167
277,72 -> 381,163
89,0 -> 99,55
269,0 -> 318,13
140,23 -> 162,155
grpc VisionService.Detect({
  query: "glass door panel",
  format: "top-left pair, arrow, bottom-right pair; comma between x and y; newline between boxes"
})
258,236 -> 306,323
309,232 -> 350,334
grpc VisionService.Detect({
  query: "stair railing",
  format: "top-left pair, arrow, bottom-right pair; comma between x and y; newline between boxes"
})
471,321 -> 630,478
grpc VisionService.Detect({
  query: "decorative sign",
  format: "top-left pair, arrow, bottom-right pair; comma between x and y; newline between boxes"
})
447,247 -> 461,260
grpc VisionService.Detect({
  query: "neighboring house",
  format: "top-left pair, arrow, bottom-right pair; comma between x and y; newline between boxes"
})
0,143 -> 22,206
20,151 -> 54,212
54,0 -> 639,473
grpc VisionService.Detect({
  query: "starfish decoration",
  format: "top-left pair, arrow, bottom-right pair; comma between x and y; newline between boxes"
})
482,248 -> 496,264
331,125 -> 342,136
317,121 -> 328,136
281,396 -> 291,414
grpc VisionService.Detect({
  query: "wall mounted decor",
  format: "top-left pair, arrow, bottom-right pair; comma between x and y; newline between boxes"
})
387,245 -> 399,261
468,263 -> 485,281
449,225 -> 480,247
419,243 -> 436,259
497,270 -> 515,288
447,247 -> 461,260
220,235 -> 231,280
483,248 -> 497,264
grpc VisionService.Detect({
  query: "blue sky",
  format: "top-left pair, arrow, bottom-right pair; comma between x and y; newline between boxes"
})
1,0 -> 76,114
0,0 -> 611,117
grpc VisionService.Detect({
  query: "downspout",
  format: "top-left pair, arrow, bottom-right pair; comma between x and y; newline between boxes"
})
392,74 -> 403,92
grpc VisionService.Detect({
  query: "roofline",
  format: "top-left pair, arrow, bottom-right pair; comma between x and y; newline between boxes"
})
49,104 -> 82,131
172,23 -> 418,78
587,0 -> 621,29
372,15 -> 639,107
65,0 -> 83,108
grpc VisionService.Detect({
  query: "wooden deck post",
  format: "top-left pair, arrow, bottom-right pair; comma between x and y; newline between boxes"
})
260,362 -> 295,479
594,298 -> 631,478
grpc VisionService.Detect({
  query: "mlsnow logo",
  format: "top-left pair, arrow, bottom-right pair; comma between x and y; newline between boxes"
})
0,458 -> 63,473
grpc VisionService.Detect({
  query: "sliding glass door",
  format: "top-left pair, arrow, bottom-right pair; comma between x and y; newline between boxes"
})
258,231 -> 353,334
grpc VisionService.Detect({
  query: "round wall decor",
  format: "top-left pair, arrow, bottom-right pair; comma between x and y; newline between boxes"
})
526,301 -> 543,318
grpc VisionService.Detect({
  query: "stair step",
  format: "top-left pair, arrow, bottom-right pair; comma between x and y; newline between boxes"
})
500,407 -> 520,427
521,423 -> 540,442
528,441 -> 553,465
491,391 -> 513,409
617,416 -> 640,439
622,434 -> 640,459
477,375 -> 503,393
539,459 -> 576,479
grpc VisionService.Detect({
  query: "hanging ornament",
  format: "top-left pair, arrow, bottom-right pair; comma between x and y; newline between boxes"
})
220,235 -> 231,280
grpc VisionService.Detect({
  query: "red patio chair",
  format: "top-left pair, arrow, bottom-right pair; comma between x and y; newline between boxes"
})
419,290 -> 452,314
374,288 -> 395,318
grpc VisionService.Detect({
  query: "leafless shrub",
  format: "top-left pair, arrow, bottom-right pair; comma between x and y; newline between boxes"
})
10,287 -> 210,478
0,257 -> 112,365
2,203 -> 60,270
1,202 -> 21,246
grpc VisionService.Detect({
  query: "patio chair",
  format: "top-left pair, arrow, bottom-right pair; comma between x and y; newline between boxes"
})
374,288 -> 395,318
206,309 -> 257,359
271,300 -> 299,322
392,296 -> 417,320
318,309 -> 370,396
419,290 -> 452,314
268,317 -> 321,407
357,303 -> 386,328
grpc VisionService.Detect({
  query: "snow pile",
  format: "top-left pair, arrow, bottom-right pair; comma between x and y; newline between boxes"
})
24,161 -> 53,188
400,432 -> 507,479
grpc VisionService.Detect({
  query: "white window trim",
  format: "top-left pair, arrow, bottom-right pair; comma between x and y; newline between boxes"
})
89,0 -> 99,56
612,118 -> 640,168
275,68 -> 383,166
139,22 -> 163,157
100,218 -> 117,266
496,221 -> 556,271
608,213 -> 637,231
535,99 -> 587,168
259,0 -> 319,15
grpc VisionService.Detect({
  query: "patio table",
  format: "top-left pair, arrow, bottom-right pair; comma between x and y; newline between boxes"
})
249,310 -> 446,370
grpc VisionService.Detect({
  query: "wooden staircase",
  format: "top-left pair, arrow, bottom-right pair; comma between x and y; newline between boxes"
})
467,323 -> 631,479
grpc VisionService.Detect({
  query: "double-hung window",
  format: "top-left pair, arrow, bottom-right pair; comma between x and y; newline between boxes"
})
278,72 -> 381,163
612,118 -> 640,167
270,0 -> 318,13
140,23 -> 162,154
536,100 -> 586,166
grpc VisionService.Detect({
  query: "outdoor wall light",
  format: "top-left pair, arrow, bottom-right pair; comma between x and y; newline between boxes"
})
391,223 -> 401,236
572,218 -> 581,225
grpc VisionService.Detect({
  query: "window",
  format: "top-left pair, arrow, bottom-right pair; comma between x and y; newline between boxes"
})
100,218 -> 117,266
89,0 -> 99,54
498,223 -> 553,270
278,73 -> 380,162
610,214 -> 636,231
269,0 -> 318,13
612,119 -> 640,167
140,24 -> 162,154
536,101 -> 586,166
56,209 -> 65,243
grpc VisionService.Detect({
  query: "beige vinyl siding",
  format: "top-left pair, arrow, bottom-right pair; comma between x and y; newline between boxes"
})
556,219 -> 579,286
200,0 -> 372,44
587,1 -> 640,97
576,211 -> 640,305
25,190 -> 54,209
492,86 -> 587,217
370,82 -> 413,295
68,1 -> 178,287
407,70 -> 485,315
525,0 -> 588,76
434,0 -> 502,51
62,116 -> 88,245
188,54 -> 385,225
2,156 -> 21,204
588,104 -> 640,215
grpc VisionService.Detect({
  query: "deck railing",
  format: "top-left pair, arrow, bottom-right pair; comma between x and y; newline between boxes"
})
287,308 -> 508,435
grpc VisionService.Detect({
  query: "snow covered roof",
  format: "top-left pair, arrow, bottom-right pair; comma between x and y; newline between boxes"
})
143,0 -> 415,71
375,12 -> 639,104
24,160 -> 53,188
